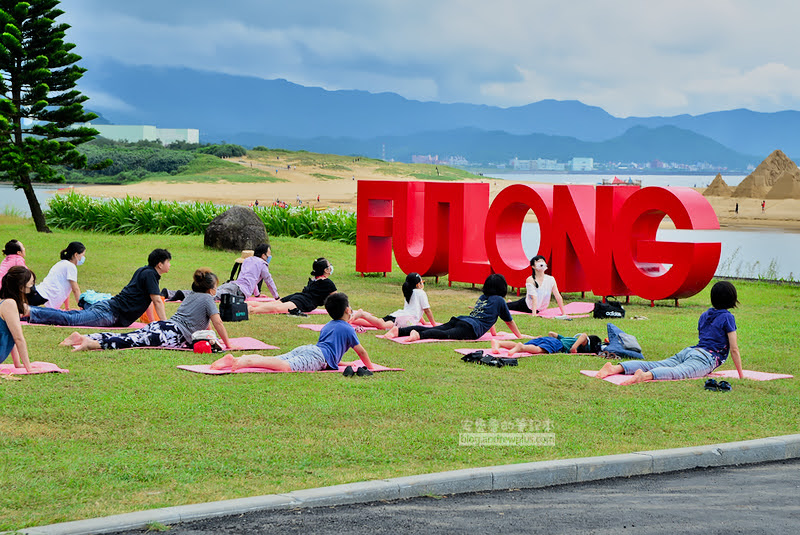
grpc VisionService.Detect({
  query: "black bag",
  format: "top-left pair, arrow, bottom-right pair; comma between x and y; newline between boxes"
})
593,299 -> 625,319
219,293 -> 249,322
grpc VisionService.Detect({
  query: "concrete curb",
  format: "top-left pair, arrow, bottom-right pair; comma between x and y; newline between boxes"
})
15,433 -> 800,535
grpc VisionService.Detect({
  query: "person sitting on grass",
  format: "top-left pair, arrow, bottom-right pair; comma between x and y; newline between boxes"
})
0,267 -> 41,372
62,268 -> 235,352
348,272 -> 436,331
492,331 -> 602,355
385,273 -> 524,342
211,292 -> 374,373
595,281 -> 743,385
247,257 -> 335,317
25,249 -> 171,328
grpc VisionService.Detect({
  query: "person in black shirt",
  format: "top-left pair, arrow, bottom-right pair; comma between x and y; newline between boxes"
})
26,249 -> 171,328
248,257 -> 336,317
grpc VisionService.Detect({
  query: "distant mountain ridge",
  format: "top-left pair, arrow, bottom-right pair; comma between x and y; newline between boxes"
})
79,59 -> 799,166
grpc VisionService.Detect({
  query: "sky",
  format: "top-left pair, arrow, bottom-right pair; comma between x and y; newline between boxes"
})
61,0 -> 800,118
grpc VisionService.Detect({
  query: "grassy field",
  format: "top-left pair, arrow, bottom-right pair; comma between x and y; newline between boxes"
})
1,215 -> 798,530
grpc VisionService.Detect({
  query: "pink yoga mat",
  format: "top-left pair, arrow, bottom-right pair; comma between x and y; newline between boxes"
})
510,301 -> 595,318
177,359 -> 404,374
299,323 -> 378,333
378,330 -> 520,344
72,337 -> 278,352
455,348 -> 597,358
580,369 -> 794,385
0,361 -> 69,375
251,308 -> 328,315
21,321 -> 148,330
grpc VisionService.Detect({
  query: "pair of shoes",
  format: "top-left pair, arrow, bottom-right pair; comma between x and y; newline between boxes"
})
479,355 -> 518,368
461,350 -> 484,363
704,378 -> 733,392
342,365 -> 373,377
598,350 -> 618,360
288,308 -> 308,317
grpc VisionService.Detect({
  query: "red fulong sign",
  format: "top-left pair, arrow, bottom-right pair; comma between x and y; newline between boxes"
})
356,181 -> 721,300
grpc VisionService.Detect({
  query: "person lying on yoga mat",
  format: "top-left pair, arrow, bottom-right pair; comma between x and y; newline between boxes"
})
596,281 -> 743,385
0,239 -> 47,305
0,267 -> 41,372
211,292 -> 374,372
506,255 -> 566,315
349,272 -> 436,330
247,257 -> 335,317
63,268 -> 235,351
162,243 -> 280,302
385,273 -> 524,342
24,249 -> 172,328
491,331 -> 602,355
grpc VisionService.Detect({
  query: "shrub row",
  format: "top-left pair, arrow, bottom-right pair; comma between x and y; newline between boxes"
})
45,192 -> 357,244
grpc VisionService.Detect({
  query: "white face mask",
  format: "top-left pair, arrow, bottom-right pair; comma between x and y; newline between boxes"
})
77,256 -> 86,266
328,265 -> 334,275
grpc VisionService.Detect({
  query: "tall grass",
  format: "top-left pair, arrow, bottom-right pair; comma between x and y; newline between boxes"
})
45,192 -> 357,244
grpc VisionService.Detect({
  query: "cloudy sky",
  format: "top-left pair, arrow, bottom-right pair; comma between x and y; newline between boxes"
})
62,0 -> 800,118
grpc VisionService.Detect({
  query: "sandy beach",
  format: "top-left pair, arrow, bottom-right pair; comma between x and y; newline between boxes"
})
70,156 -> 800,232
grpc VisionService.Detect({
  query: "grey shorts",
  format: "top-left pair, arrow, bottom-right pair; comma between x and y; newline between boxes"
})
277,344 -> 328,372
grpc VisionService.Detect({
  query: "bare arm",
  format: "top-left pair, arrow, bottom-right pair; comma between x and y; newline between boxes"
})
353,343 -> 374,370
69,280 -> 81,310
210,313 -> 235,349
570,333 -> 588,353
150,294 -> 167,321
423,307 -> 435,325
728,331 -> 743,379
504,319 -> 523,338
552,281 -> 566,315
2,301 -> 33,372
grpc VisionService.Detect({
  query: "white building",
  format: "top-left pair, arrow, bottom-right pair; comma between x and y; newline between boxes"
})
88,124 -> 200,145
570,157 -> 594,171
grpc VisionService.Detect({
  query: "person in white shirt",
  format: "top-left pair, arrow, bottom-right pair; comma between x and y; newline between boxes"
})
36,241 -> 85,310
506,255 -> 566,316
349,272 -> 436,330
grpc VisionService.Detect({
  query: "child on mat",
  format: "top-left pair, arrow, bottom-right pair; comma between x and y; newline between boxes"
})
492,331 -> 602,355
596,281 -> 743,385
385,273 -> 524,342
0,239 -> 47,305
247,257 -> 335,317
0,267 -> 40,372
211,292 -> 374,372
349,272 -> 436,330
63,268 -> 235,352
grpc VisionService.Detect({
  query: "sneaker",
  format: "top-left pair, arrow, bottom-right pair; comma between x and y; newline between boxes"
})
288,308 -> 308,317
356,367 -> 374,377
342,365 -> 355,377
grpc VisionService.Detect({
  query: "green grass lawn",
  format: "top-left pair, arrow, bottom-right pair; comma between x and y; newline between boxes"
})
1,215 -> 799,530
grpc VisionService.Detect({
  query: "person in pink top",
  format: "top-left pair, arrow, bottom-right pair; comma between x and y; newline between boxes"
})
0,240 -> 27,288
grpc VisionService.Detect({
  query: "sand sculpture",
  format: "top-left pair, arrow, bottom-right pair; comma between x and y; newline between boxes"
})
732,149 -> 800,199
703,173 -> 732,197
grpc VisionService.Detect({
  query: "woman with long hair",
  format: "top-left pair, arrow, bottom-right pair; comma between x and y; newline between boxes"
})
0,266 -> 38,372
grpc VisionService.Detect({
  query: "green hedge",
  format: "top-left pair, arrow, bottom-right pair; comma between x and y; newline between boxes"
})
45,192 -> 357,244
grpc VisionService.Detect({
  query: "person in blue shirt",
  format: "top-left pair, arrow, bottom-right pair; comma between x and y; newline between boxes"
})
596,281 -> 743,385
491,331 -> 602,355
385,274 -> 524,341
211,292 -> 374,372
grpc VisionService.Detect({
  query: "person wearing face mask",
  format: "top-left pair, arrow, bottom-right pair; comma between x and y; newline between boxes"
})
36,241 -> 86,310
63,268 -> 235,351
506,255 -> 566,316
248,257 -> 336,317
0,266 -> 40,372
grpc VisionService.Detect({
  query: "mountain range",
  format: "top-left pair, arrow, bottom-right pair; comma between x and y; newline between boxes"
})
80,59 -> 800,168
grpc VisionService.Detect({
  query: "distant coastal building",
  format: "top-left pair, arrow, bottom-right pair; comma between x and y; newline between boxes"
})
510,158 -> 533,170
86,124 -> 200,145
536,158 -> 566,171
569,157 -> 593,171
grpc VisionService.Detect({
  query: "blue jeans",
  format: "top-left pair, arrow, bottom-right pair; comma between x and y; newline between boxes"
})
620,347 -> 716,380
28,299 -> 119,328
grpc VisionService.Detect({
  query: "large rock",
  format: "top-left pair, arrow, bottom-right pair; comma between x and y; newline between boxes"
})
204,206 -> 268,251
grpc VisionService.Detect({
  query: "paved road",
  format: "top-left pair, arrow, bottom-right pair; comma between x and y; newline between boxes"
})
116,459 -> 800,534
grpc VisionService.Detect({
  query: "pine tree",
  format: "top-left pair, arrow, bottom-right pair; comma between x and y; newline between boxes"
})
0,0 -> 98,232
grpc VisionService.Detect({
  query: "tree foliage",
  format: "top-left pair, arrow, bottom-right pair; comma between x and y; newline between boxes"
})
0,0 -> 97,231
